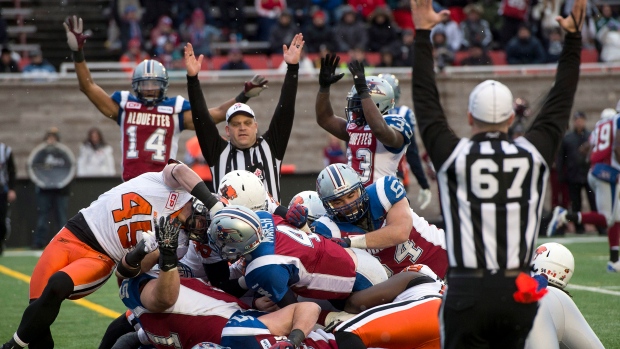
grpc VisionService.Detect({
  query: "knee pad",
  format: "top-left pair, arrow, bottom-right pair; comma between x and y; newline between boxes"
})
42,272 -> 74,301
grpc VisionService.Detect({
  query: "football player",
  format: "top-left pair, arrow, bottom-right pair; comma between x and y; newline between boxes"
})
379,73 -> 432,209
1,160 -> 224,349
287,190 -> 327,228
206,206 -> 388,308
316,54 -> 413,187
312,163 -> 448,277
63,16 -> 268,181
526,243 -> 604,349
548,111 -> 620,272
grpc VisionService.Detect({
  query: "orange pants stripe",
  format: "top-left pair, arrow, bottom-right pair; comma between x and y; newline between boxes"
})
336,297 -> 441,349
30,227 -> 116,300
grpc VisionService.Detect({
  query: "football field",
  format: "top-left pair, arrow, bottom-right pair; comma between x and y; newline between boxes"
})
0,237 -> 618,348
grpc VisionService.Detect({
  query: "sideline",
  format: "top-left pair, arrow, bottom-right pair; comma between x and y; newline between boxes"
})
0,264 -> 120,318
567,283 -> 620,297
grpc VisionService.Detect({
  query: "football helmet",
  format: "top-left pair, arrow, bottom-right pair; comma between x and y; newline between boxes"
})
346,76 -> 395,126
191,343 -> 231,349
377,73 -> 401,104
185,198 -> 210,242
288,190 -> 326,224
601,108 -> 616,119
532,242 -> 575,289
207,205 -> 264,260
316,164 -> 369,223
218,170 -> 268,211
132,59 -> 169,106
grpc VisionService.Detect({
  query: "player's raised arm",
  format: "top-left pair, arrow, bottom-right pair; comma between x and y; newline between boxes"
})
64,16 -> 119,120
316,53 -> 349,141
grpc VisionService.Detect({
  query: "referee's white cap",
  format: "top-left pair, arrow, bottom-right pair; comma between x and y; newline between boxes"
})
226,103 -> 256,123
468,80 -> 514,124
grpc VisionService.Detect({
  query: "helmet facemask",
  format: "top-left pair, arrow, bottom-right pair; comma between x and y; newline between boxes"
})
323,184 -> 370,223
186,200 -> 210,243
346,93 -> 366,126
132,79 -> 167,106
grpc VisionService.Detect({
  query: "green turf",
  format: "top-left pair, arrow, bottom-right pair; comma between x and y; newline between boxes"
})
0,239 -> 618,348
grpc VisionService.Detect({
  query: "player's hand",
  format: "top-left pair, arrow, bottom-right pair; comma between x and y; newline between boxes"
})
347,60 -> 370,97
184,43 -> 204,77
140,229 -> 159,254
155,215 -> 181,251
244,75 -> 269,98
319,53 -> 344,89
7,189 -> 16,203
63,15 -> 90,51
268,340 -> 296,349
410,0 -> 450,31
286,203 -> 308,229
254,296 -> 280,312
283,33 -> 304,65
557,0 -> 585,33
330,237 -> 351,248
417,188 -> 432,210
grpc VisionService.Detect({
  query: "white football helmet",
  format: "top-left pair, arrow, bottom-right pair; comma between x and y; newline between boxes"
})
346,76 -> 395,126
601,108 -> 616,119
532,242 -> 575,289
218,170 -> 267,212
288,191 -> 326,224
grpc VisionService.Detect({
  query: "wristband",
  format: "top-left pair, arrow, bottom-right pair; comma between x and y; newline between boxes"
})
288,329 -> 305,348
72,50 -> 85,63
125,239 -> 149,267
159,248 -> 178,272
349,235 -> 368,249
235,91 -> 250,103
191,181 -> 219,210
116,261 -> 140,278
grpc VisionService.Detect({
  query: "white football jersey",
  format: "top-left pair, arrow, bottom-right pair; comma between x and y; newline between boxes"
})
393,264 -> 445,302
80,171 -> 193,262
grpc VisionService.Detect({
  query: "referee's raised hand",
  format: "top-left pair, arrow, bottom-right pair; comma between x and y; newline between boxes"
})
283,33 -> 305,65
410,0 -> 450,30
184,42 -> 203,77
557,0 -> 585,33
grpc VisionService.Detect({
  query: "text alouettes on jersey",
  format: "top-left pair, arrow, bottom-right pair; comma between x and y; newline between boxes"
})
590,114 -> 620,170
120,273 -> 248,349
244,211 -> 358,303
312,176 -> 448,278
79,171 -> 193,262
112,91 -> 191,181
346,114 -> 413,186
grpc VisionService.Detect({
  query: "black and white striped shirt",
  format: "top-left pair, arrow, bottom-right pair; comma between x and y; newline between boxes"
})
188,64 -> 299,203
0,143 -> 15,192
412,30 -> 583,270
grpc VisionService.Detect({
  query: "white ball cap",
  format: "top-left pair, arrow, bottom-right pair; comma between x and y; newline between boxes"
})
226,103 -> 256,123
468,80 -> 514,124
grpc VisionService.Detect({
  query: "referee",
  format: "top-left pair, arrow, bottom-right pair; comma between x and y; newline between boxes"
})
185,34 -> 304,203
410,0 -> 585,347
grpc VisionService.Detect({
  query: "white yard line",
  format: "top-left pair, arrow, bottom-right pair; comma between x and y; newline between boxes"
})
567,284 -> 620,296
1,250 -> 43,257
538,236 -> 607,244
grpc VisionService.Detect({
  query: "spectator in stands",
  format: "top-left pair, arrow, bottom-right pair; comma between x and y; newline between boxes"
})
312,0 -> 343,25
499,0 -> 529,48
117,4 -> 143,52
180,9 -> 221,58
367,6 -> 399,52
22,50 -> 56,80
150,16 -> 180,57
76,127 -> 115,177
119,38 -> 150,73
459,42 -> 493,66
461,3 -> 493,50
432,11 -> 462,52
596,5 -> 620,61
505,24 -> 546,64
0,12 -> 7,47
334,5 -> 367,52
304,10 -> 340,53
323,135 -> 346,166
432,30 -> 455,70
347,46 -> 370,67
269,10 -> 296,54
378,46 -> 397,67
156,39 -> 184,70
545,27 -> 564,63
256,0 -> 286,42
140,0 -> 173,34
393,28 -> 414,66
218,0 -> 246,40
0,48 -> 20,73
288,0 -> 312,29
595,5 -> 620,34
349,0 -> 387,20
220,48 -> 252,70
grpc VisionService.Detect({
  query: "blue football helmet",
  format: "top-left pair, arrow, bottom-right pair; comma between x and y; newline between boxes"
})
316,164 -> 369,223
207,205 -> 264,260
132,59 -> 169,106
191,343 -> 231,349
377,73 -> 401,104
346,76 -> 395,126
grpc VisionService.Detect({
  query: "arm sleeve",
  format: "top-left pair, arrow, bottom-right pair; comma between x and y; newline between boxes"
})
263,63 -> 299,160
406,132 -> 430,189
7,151 -> 16,190
524,33 -> 582,165
412,30 -> 461,170
187,75 -> 229,165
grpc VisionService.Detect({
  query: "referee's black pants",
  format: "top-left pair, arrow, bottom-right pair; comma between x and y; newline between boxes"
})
440,269 -> 539,349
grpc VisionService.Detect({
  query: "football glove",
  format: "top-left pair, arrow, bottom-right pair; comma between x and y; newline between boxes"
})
140,229 -> 159,254
286,203 -> 308,229
268,340 -> 295,349
244,75 -> 269,98
63,15 -> 89,51
154,215 -> 181,272
347,60 -> 369,97
330,237 -> 351,248
418,188 -> 432,210
513,272 -> 548,304
319,53 -> 344,89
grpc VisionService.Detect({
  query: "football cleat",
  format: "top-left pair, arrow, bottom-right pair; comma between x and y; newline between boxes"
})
607,260 -> 620,273
546,206 -> 567,237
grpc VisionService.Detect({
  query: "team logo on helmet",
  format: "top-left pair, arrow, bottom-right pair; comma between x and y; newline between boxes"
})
534,245 -> 547,259
220,185 -> 238,201
368,81 -> 386,96
292,196 -> 305,205
216,224 -> 244,243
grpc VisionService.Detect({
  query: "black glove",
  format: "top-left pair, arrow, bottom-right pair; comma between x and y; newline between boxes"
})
330,237 -> 351,248
347,60 -> 369,98
154,215 -> 181,272
319,53 -> 344,90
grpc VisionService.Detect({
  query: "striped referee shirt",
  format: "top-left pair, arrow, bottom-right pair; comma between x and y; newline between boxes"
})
0,143 -> 15,192
412,30 -> 583,270
188,64 -> 299,203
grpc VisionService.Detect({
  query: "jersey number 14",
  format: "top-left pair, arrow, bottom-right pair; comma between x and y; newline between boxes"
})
126,126 -> 168,162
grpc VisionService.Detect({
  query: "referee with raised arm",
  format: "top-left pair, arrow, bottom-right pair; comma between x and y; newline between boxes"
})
410,0 -> 585,347
185,34 -> 304,203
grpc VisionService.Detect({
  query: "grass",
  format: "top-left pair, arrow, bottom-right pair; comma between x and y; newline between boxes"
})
0,237 -> 618,348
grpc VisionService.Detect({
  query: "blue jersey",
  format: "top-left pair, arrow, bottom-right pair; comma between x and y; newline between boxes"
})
389,105 -> 416,131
